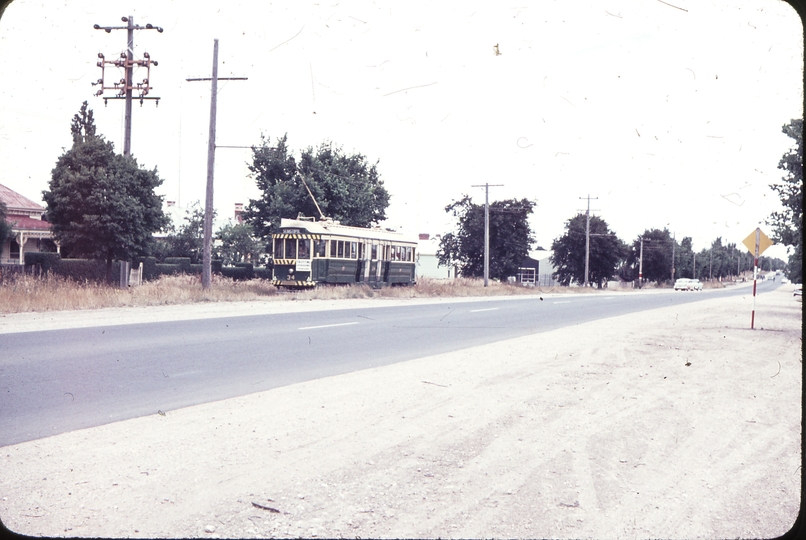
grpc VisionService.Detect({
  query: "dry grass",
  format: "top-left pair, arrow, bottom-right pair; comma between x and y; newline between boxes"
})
0,274 -> 621,314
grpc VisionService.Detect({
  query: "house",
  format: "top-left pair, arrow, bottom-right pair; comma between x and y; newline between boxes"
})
1,183 -> 56,265
416,233 -> 455,279
515,249 -> 560,287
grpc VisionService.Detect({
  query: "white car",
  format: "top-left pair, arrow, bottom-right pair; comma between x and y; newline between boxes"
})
674,278 -> 702,291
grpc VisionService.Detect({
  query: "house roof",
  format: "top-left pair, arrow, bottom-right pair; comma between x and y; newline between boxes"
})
6,214 -> 51,231
0,183 -> 45,213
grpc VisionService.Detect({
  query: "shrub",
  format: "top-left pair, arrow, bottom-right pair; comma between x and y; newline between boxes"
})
24,252 -> 62,274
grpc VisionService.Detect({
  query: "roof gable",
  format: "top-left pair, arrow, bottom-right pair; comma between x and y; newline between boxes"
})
0,183 -> 45,213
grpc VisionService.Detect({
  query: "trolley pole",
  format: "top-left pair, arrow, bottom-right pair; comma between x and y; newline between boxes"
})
471,183 -> 503,287
93,16 -> 162,156
186,40 -> 248,289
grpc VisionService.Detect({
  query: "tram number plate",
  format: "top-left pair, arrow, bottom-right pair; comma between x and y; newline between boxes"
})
296,260 -> 311,272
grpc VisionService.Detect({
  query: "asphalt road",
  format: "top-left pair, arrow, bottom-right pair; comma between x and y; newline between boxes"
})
0,280 -> 780,446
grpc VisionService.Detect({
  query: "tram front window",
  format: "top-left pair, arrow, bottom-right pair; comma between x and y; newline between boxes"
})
274,238 -> 284,259
299,239 -> 310,259
285,238 -> 297,259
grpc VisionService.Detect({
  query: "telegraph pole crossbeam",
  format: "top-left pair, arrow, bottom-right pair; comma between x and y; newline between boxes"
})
92,16 -> 163,156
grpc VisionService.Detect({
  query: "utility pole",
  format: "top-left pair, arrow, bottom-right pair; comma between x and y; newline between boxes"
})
671,232 -> 676,283
186,40 -> 248,289
93,16 -> 162,156
693,252 -> 696,279
471,183 -> 503,286
579,195 -> 598,287
638,236 -> 650,288
709,248 -> 713,281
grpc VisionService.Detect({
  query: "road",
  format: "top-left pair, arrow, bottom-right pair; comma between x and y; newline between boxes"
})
0,280 -> 780,446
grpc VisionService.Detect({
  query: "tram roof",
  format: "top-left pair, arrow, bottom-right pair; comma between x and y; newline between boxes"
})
276,217 -> 418,243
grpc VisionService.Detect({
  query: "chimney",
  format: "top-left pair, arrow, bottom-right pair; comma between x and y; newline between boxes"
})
419,233 -> 430,240
234,203 -> 244,224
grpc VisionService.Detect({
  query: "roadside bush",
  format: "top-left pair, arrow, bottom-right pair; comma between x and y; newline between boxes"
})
24,252 -> 62,274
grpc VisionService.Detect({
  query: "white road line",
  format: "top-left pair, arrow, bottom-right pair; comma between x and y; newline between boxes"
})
470,308 -> 499,313
298,322 -> 359,330
553,301 -> 571,304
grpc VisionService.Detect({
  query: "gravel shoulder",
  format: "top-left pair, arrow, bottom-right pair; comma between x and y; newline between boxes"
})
0,285 -> 801,539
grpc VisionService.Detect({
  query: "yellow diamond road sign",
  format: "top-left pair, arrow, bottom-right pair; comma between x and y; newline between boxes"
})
742,228 -> 774,257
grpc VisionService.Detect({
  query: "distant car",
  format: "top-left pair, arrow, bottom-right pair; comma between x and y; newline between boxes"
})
781,277 -> 789,284
689,279 -> 703,291
674,278 -> 690,291
795,287 -> 802,301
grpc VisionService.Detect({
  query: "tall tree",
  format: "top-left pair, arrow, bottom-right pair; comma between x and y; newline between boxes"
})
437,195 -> 535,280
244,134 -> 390,242
625,228 -> 675,285
551,213 -> 627,288
768,118 -> 803,282
43,102 -> 168,283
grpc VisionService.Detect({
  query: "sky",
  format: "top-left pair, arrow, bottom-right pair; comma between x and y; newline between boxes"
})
0,0 -> 802,261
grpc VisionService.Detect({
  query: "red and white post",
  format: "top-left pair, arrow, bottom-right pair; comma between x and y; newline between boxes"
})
751,228 -> 760,330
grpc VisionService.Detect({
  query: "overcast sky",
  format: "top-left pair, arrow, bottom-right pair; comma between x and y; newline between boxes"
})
0,0 -> 802,260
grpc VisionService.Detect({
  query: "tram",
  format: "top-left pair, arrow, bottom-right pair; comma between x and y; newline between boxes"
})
271,216 -> 417,288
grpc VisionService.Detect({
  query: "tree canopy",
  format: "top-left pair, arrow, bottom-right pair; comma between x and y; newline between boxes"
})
244,134 -> 390,242
437,195 -> 535,280
768,118 -> 803,282
43,102 -> 168,282
624,228 -> 675,285
215,222 -> 264,265
0,200 -> 11,253
550,213 -> 627,288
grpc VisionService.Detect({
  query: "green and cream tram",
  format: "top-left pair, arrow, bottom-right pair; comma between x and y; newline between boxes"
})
271,217 -> 417,288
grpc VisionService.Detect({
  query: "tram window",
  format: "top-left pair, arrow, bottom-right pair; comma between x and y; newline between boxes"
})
337,241 -> 344,258
299,239 -> 310,259
285,238 -> 297,259
330,239 -> 337,257
358,242 -> 364,259
350,242 -> 357,259
274,238 -> 284,259
395,246 -> 402,261
411,247 -> 416,261
405,247 -> 411,261
314,239 -> 326,257
371,244 -> 377,260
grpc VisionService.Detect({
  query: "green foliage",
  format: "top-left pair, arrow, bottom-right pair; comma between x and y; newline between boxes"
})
437,195 -> 535,280
768,118 -> 803,282
43,102 -> 169,282
551,213 -> 627,288
244,134 -> 390,241
0,200 -> 13,253
624,228 -> 675,285
155,201 -> 208,263
23,252 -> 62,273
215,222 -> 264,264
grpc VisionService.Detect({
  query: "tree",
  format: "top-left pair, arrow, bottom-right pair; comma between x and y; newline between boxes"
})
0,200 -> 11,253
215,222 -> 264,265
244,134 -> 390,242
437,195 -> 535,280
625,228 -> 675,285
156,201 -> 207,263
768,119 -> 803,282
43,102 -> 168,283
550,213 -> 627,288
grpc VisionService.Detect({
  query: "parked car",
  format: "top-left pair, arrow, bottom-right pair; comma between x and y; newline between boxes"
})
689,279 -> 703,291
795,287 -> 802,301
